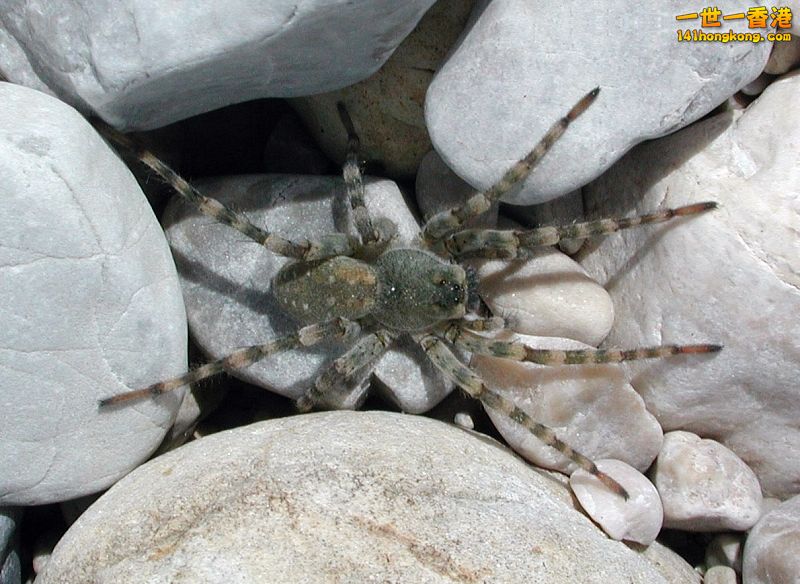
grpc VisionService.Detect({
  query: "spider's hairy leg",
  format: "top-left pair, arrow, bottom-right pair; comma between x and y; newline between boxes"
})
297,329 -> 396,412
443,325 -> 722,366
416,333 -> 629,499
444,202 -> 718,260
98,318 -> 360,408
421,87 -> 600,245
337,102 -> 380,245
93,121 -> 359,262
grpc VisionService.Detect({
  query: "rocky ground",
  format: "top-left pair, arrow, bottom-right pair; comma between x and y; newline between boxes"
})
1,1 -> 799,582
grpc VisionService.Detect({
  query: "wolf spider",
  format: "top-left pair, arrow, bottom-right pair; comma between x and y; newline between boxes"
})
98,88 -> 720,498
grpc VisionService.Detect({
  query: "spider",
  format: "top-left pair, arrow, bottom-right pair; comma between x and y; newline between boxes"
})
97,87 -> 720,499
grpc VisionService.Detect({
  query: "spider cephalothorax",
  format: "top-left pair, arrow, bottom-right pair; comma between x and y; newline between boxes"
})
98,88 -> 720,498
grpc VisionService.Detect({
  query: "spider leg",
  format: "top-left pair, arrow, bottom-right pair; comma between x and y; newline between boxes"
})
94,121 -> 359,261
443,202 -> 717,260
459,316 -> 506,332
98,318 -> 360,408
337,102 -> 380,245
416,332 -> 629,499
442,325 -> 721,365
421,87 -> 600,245
297,329 -> 396,412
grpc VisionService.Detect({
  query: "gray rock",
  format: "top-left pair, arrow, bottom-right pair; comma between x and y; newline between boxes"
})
0,83 -> 187,505
0,508 -> 22,584
579,72 -> 800,498
0,0 -> 436,130
164,174 -> 455,413
37,411 -> 690,583
652,431 -> 763,531
426,0 -> 771,204
474,333 -> 663,474
743,494 -> 800,584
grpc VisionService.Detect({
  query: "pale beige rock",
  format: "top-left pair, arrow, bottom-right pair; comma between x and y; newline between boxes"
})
475,249 -> 614,346
743,494 -> 800,584
38,412 -> 688,584
704,565 -> 737,584
570,459 -> 664,545
579,72 -> 800,498
652,431 -> 763,531
764,37 -> 800,74
474,333 -> 663,473
705,533 -> 744,572
291,0 -> 474,178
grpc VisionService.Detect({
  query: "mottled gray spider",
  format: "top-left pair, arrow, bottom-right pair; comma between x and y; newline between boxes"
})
98,88 -> 720,498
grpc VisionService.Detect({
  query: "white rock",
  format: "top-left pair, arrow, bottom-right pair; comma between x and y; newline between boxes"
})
291,0 -> 474,179
579,72 -> 800,498
474,333 -> 663,473
0,0 -> 436,130
704,565 -> 738,584
570,459 -> 664,545
0,83 -> 186,505
37,412 -> 689,583
164,174 -> 453,413
705,533 -> 744,572
425,0 -> 771,204
415,149 -> 499,228
652,431 -> 763,531
475,248 -> 614,346
743,494 -> 800,584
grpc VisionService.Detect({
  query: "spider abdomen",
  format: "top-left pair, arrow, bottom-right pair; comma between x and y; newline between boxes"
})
273,257 -> 379,324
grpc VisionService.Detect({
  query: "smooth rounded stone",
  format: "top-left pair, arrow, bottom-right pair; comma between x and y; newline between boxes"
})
0,83 -> 187,505
705,533 -> 744,572
292,0 -> 474,179
570,459 -> 663,545
425,0 -> 771,205
704,565 -> 737,584
578,72 -> 800,498
651,431 -> 763,531
164,174 -> 455,413
0,0 -> 436,131
474,333 -> 663,474
415,149 -> 499,228
0,508 -> 22,584
764,37 -> 800,75
37,411 -> 689,584
474,248 -> 614,347
743,494 -> 800,584
453,411 -> 474,429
